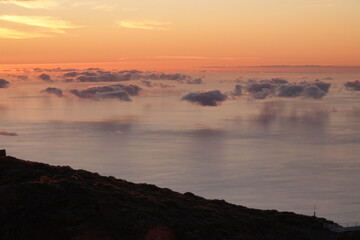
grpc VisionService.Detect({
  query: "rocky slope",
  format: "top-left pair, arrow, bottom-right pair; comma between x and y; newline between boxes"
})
0,156 -> 357,240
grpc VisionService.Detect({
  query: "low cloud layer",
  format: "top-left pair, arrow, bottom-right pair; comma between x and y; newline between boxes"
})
344,80 -> 360,91
41,87 -> 63,97
242,79 -> 331,99
0,79 -> 10,88
24,68 -> 203,84
118,20 -> 171,31
182,90 -> 227,106
231,84 -> 243,96
70,84 -> 141,101
38,73 -> 53,82
51,69 -> 200,84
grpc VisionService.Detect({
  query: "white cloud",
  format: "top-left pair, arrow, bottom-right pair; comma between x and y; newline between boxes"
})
0,15 -> 81,34
0,27 -> 50,39
118,20 -> 171,30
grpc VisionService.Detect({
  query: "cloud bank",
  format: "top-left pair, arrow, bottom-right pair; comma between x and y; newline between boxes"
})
243,79 -> 331,99
38,73 -> 53,82
182,90 -> 227,106
59,69 -> 193,83
0,79 -> 10,88
41,87 -> 63,97
70,84 -> 142,101
344,80 -> 360,91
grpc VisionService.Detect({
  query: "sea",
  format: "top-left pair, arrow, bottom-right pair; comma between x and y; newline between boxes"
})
1,64 -> 359,225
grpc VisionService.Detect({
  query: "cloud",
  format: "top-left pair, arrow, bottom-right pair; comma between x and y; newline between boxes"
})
252,88 -> 272,99
0,27 -> 50,39
70,84 -> 142,101
37,68 -> 200,85
41,87 -> 63,97
76,72 -> 129,82
118,20 -> 171,30
344,80 -> 360,91
38,73 -> 53,82
0,79 -> 10,88
228,84 -> 243,97
0,0 -> 58,9
0,15 -> 81,34
63,71 -> 79,78
0,130 -> 18,136
244,79 -> 331,99
59,69 -> 193,83
182,90 -> 227,106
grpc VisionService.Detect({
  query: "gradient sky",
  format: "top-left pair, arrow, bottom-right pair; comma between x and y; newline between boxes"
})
0,0 -> 359,66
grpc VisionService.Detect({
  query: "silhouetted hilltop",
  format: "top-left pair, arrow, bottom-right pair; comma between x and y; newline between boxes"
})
0,156 -> 358,240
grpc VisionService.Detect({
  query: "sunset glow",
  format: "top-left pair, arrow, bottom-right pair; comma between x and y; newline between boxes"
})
0,0 -> 359,67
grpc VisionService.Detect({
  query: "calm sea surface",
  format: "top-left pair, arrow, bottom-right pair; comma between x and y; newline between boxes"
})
1,69 -> 359,224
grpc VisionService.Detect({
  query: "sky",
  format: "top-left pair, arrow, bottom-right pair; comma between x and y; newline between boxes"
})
0,0 -> 359,67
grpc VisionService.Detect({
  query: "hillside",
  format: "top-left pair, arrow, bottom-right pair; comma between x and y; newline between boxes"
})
0,156 -> 358,240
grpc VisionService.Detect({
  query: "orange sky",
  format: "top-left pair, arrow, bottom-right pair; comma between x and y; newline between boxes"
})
0,0 -> 359,68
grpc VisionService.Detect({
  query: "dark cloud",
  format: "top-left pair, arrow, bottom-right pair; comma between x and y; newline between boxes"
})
344,80 -> 360,91
253,88 -> 272,99
0,79 -> 10,88
0,131 -> 18,137
79,71 -> 98,76
246,82 -> 274,94
70,84 -> 141,101
76,72 -> 130,82
231,84 -> 243,96
56,68 -> 196,83
62,72 -> 79,78
269,78 -> 288,84
314,81 -> 331,93
144,72 -> 190,81
276,85 -> 305,97
244,79 -> 331,99
38,73 -> 53,82
41,87 -> 64,97
182,90 -> 227,106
